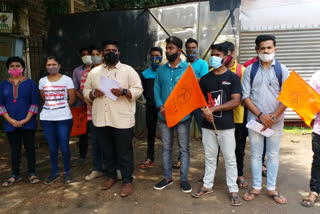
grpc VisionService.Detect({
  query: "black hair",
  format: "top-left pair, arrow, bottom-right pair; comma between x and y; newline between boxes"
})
185,38 -> 198,48
90,46 -> 102,54
79,48 -> 89,55
46,56 -> 61,64
210,43 -> 229,56
102,40 -> 119,50
6,56 -> 25,69
255,35 -> 276,48
166,36 -> 183,49
149,46 -> 163,56
222,41 -> 235,52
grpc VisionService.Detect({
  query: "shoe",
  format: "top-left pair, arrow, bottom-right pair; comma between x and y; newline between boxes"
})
139,159 -> 155,169
101,178 -> 117,190
120,183 -> 133,197
181,180 -> 192,193
64,173 -> 72,184
154,179 -> 173,190
44,174 -> 60,184
85,170 -> 104,181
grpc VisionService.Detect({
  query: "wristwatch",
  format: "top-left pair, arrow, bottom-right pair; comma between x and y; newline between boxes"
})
122,89 -> 128,96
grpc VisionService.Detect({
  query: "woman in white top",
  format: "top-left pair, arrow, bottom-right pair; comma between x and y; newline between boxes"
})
39,56 -> 75,184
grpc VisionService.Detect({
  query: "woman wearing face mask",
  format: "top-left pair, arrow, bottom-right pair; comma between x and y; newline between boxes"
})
0,56 -> 40,187
39,56 -> 76,184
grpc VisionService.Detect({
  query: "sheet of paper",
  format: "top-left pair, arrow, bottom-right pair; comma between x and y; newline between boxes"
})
99,76 -> 120,101
246,120 -> 275,138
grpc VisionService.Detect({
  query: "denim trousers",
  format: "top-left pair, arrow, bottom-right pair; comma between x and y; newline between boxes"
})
248,127 -> 282,190
310,132 -> 320,194
88,121 -> 102,171
158,118 -> 191,181
41,119 -> 73,175
202,128 -> 238,192
191,108 -> 203,135
6,129 -> 36,178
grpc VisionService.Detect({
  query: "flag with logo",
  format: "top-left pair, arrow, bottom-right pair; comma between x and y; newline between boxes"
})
164,64 -> 207,127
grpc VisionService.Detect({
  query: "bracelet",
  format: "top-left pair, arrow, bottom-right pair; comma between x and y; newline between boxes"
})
257,112 -> 263,118
160,106 -> 165,112
91,89 -> 96,98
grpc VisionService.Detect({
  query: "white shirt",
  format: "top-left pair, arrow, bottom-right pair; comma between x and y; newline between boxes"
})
310,71 -> 320,135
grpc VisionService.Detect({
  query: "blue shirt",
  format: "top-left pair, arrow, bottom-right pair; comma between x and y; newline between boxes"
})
186,58 -> 209,78
154,61 -> 190,122
0,78 -> 39,132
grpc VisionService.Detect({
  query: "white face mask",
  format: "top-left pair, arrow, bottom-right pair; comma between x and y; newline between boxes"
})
82,55 -> 92,65
258,52 -> 275,62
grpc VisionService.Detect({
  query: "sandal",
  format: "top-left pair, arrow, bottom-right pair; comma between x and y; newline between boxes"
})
2,176 -> 21,187
301,192 -> 319,208
243,189 -> 260,201
237,179 -> 249,189
268,191 -> 287,204
230,193 -> 242,206
192,187 -> 213,198
173,160 -> 181,169
28,175 -> 40,184
139,159 -> 155,169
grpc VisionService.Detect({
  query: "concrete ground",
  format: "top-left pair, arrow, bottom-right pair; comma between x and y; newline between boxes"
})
0,132 -> 319,214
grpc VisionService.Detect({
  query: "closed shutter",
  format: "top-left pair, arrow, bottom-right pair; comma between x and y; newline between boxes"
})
239,29 -> 320,121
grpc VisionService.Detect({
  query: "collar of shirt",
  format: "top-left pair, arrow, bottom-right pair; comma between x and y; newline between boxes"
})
229,60 -> 238,72
258,58 -> 276,69
105,61 -> 121,71
167,61 -> 182,69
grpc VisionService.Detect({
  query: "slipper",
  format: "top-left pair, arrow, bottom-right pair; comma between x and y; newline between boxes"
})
268,192 -> 287,204
237,179 -> 249,189
243,189 -> 260,201
28,175 -> 40,184
2,177 -> 22,187
301,192 -> 319,208
230,193 -> 243,206
192,188 -> 213,198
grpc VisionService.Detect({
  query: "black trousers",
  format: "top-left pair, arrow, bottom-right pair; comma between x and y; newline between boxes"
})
146,105 -> 158,161
6,129 -> 36,178
310,132 -> 320,194
235,122 -> 247,176
78,132 -> 88,159
95,126 -> 134,183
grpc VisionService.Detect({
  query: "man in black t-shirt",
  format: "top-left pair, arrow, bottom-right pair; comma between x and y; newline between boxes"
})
192,43 -> 242,206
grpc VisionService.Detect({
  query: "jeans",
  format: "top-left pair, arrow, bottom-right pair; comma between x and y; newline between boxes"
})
88,121 -> 102,171
191,108 -> 203,135
145,105 -> 158,161
202,128 -> 238,192
248,127 -> 282,190
41,119 -> 73,175
95,126 -> 134,183
6,129 -> 36,178
158,119 -> 191,181
310,132 -> 320,194
235,122 -> 247,176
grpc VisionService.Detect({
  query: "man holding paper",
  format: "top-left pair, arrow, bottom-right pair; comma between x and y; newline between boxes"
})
83,40 -> 143,197
241,35 -> 289,204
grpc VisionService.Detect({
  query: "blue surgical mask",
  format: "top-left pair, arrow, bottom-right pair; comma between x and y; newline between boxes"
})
151,56 -> 162,70
187,49 -> 198,61
209,56 -> 223,69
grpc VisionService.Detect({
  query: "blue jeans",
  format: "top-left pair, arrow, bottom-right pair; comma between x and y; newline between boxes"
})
159,119 -> 191,181
41,119 -> 73,175
191,108 -> 203,135
88,121 -> 102,171
248,128 -> 283,190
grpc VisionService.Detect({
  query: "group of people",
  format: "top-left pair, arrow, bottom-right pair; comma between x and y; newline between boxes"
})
0,35 -> 319,207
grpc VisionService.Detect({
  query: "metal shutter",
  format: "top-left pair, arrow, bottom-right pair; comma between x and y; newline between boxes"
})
239,29 -> 320,121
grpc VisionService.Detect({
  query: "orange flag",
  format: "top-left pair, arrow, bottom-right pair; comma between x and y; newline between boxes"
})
164,64 -> 207,127
277,70 -> 320,127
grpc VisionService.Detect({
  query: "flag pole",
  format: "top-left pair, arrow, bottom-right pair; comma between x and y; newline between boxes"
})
206,106 -> 218,135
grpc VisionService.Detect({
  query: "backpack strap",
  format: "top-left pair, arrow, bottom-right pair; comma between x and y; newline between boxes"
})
236,63 -> 243,79
250,60 -> 260,87
274,60 -> 283,88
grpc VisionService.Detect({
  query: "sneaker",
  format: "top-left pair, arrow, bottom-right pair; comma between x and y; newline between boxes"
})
181,180 -> 192,193
44,174 -> 60,184
64,173 -> 72,184
154,179 -> 173,190
85,170 -> 104,181
139,159 -> 155,169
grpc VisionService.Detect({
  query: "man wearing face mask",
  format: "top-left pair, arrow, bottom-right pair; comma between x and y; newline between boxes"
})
83,40 -> 143,197
153,36 -> 192,193
242,35 -> 289,204
72,48 -> 93,166
139,47 -> 163,169
192,43 -> 242,206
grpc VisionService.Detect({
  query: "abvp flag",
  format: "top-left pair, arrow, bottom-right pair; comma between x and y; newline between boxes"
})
164,64 -> 207,127
277,70 -> 320,127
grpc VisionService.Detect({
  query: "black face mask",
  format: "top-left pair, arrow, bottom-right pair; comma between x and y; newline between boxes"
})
104,52 -> 119,65
166,52 -> 179,62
